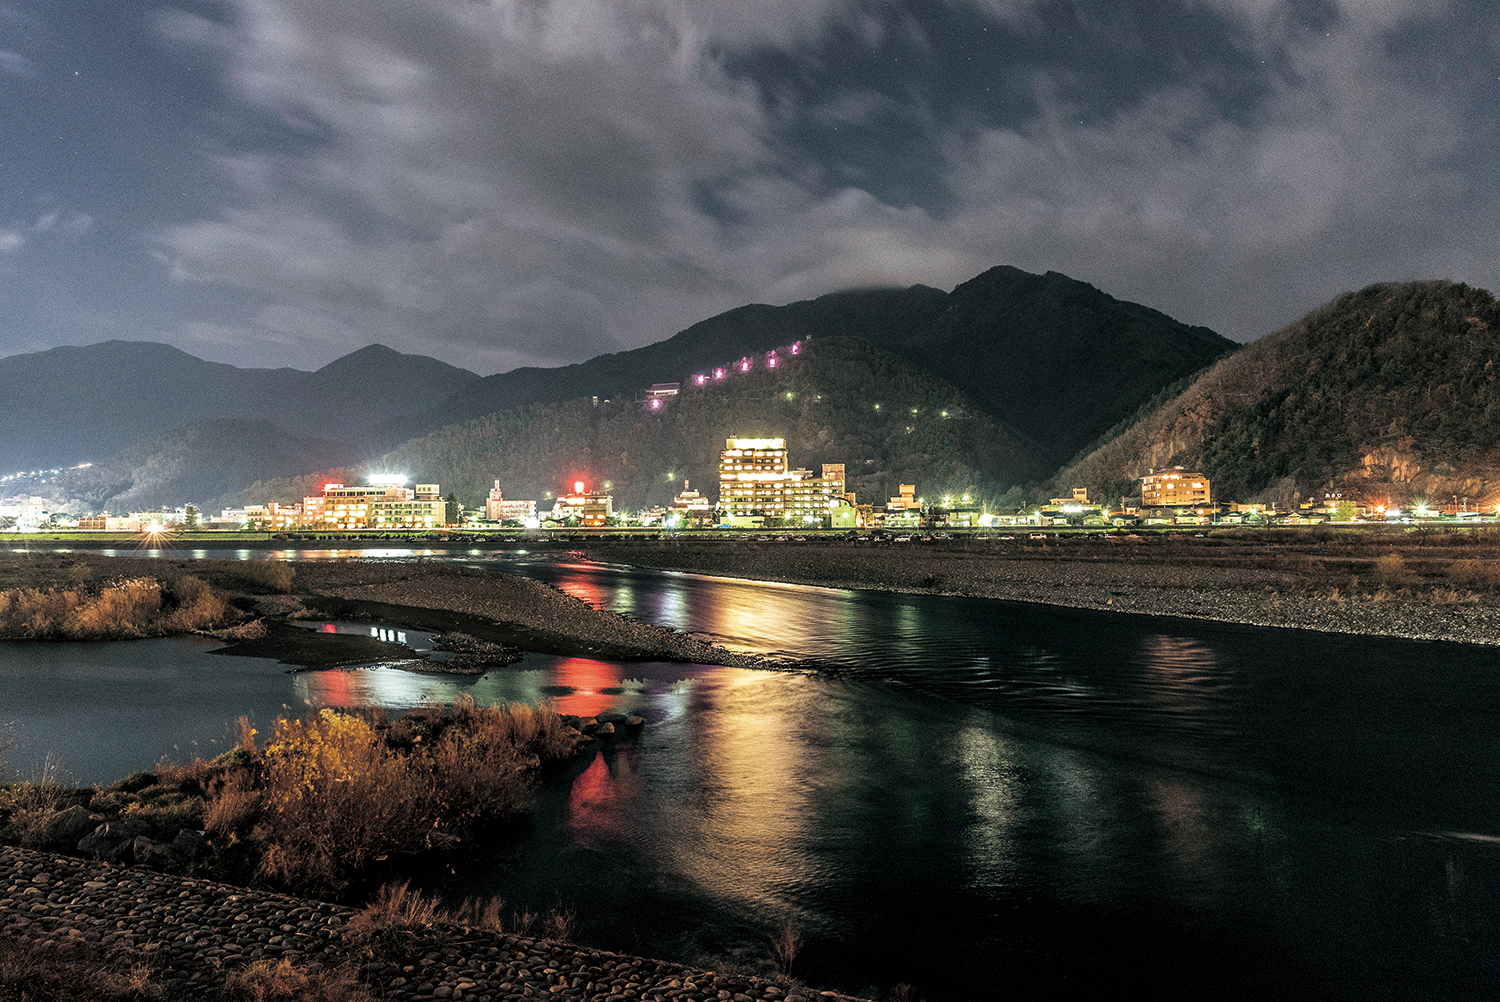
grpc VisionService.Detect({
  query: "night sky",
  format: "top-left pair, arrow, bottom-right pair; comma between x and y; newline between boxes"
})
2,1 -> 1496,373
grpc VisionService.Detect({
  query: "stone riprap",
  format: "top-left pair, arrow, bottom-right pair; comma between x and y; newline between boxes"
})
0,846 -> 862,1002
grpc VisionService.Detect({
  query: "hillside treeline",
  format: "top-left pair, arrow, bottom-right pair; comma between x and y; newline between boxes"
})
238,338 -> 1054,514
1060,280 -> 1500,505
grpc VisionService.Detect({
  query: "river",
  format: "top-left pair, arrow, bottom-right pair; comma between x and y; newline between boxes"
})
3,545 -> 1499,999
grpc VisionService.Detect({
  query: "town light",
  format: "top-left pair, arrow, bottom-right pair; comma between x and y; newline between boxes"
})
368,474 -> 407,487
574,481 -> 585,493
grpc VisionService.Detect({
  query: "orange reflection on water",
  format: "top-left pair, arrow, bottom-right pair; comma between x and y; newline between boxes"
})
545,657 -> 623,718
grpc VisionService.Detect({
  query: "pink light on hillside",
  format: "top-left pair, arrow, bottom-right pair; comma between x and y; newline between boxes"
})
740,358 -> 751,372
695,374 -> 706,385
649,398 -> 661,409
714,368 -> 725,379
790,341 -> 801,355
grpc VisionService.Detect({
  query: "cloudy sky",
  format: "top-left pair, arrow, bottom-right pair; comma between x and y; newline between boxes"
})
2,1 -> 1496,374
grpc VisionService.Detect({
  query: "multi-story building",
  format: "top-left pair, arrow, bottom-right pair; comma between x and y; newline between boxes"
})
245,502 -> 303,531
718,439 -> 847,524
669,480 -> 714,525
719,438 -> 789,519
304,478 -> 447,529
1141,467 -> 1211,507
485,481 -> 538,523
370,483 -> 447,529
549,482 -> 613,526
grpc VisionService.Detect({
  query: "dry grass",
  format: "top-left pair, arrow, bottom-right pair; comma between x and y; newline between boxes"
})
226,561 -> 296,594
769,922 -> 803,975
218,958 -> 371,1002
1445,558 -> 1500,588
0,576 -> 240,640
241,700 -> 578,895
0,939 -> 168,1001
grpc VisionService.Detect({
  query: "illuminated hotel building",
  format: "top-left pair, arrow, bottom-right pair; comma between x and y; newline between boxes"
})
1141,467 -> 1211,507
303,477 -> 447,529
549,482 -> 614,526
485,480 -> 538,522
718,438 -> 846,522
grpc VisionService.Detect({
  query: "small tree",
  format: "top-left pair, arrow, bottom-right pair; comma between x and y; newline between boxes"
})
184,504 -> 200,529
445,492 -> 461,526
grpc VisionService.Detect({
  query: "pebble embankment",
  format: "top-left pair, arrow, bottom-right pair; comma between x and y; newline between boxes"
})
0,845 -> 866,1002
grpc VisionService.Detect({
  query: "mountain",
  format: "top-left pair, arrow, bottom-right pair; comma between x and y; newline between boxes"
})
6,264 -> 1233,508
882,267 -> 1236,462
368,286 -> 952,447
377,268 -> 1234,467
258,336 -> 1055,513
1057,280 -> 1500,507
0,341 -> 478,473
55,419 -> 357,512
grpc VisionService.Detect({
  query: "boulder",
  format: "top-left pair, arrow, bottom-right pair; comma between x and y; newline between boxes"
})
132,835 -> 181,871
624,716 -> 645,727
171,828 -> 207,859
596,722 -> 616,737
35,805 -> 101,851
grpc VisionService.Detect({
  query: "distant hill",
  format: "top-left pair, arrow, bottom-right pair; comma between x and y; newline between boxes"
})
247,337 -> 1054,513
367,286 -> 952,448
55,419 -> 356,512
375,269 -> 1233,468
884,267 -> 1236,462
1057,280 -> 1500,507
8,265 -> 1234,509
0,341 -> 478,473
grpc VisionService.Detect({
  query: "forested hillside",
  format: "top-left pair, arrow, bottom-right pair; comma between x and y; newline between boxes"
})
1058,280 -> 1500,506
221,338 -> 1053,513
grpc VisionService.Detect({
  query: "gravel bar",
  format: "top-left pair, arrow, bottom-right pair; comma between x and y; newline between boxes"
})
583,540 -> 1500,646
301,564 -> 789,669
0,845 -> 867,1002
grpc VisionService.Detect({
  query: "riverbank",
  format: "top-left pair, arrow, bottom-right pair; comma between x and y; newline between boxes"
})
581,534 -> 1500,645
0,845 -> 859,1002
0,554 -> 786,671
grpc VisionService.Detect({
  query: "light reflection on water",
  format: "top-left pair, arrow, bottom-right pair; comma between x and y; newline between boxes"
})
8,547 -> 1500,997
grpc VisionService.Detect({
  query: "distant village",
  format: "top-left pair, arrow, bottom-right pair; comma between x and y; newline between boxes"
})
2,447 -> 1491,535
1,338 -> 1493,534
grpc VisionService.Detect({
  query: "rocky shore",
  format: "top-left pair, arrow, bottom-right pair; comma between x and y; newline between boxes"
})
583,538 -> 1500,646
286,562 -> 789,670
0,845 -> 865,1002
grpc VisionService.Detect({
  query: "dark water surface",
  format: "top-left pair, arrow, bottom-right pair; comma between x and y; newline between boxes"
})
5,546 -> 1500,999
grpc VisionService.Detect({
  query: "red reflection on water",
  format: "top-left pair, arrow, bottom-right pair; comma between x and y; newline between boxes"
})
320,623 -> 337,634
556,574 -> 604,609
547,657 -> 620,718
316,670 -> 354,706
568,749 -> 640,843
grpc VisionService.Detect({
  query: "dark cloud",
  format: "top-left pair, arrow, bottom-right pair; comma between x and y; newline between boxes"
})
0,0 -> 1495,372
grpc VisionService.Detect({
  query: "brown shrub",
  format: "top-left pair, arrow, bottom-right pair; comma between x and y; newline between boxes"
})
1373,553 -> 1410,588
219,957 -> 372,1002
0,939 -> 165,1001
256,710 -> 451,894
1446,558 -> 1500,589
